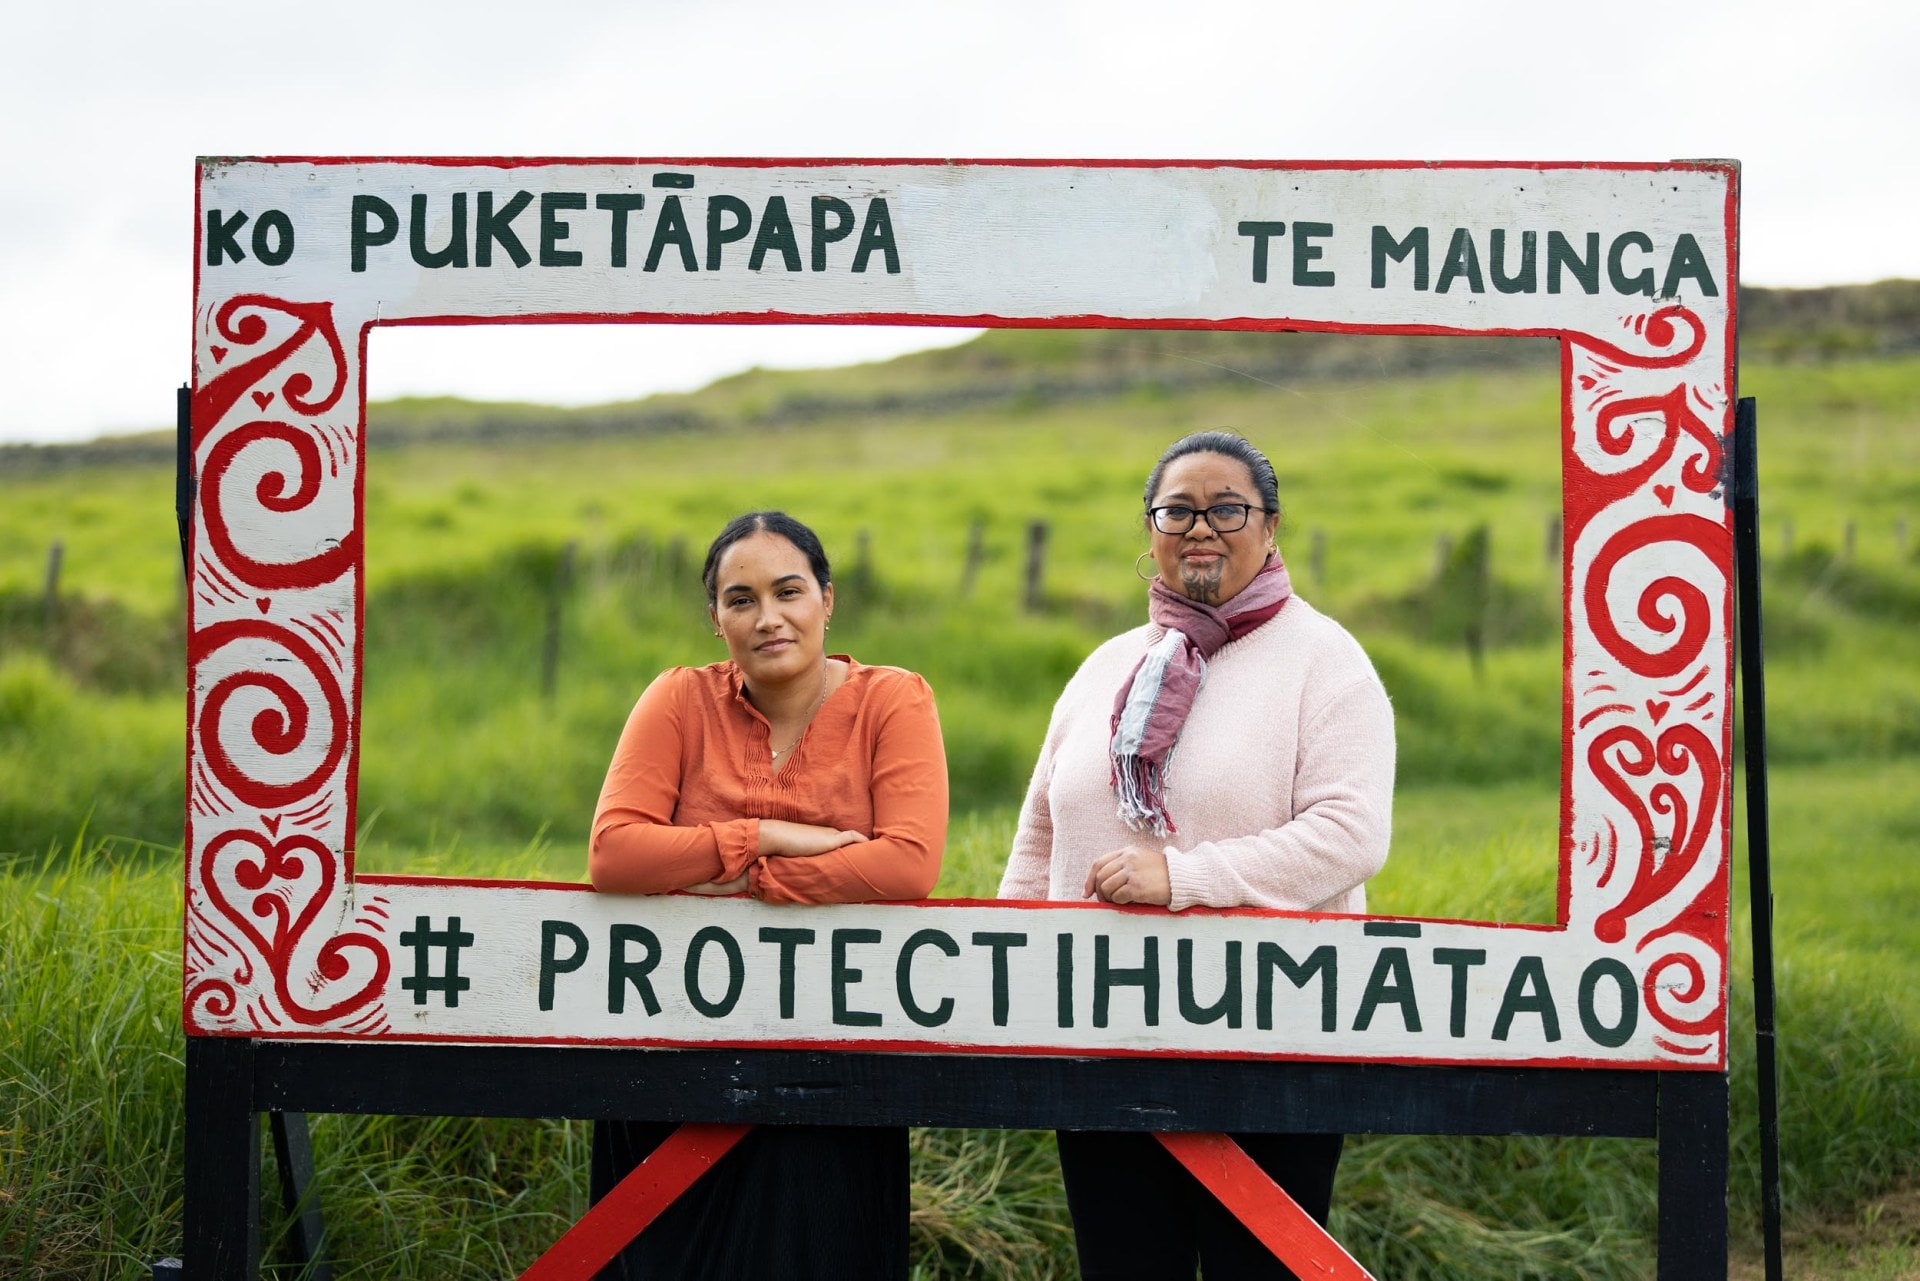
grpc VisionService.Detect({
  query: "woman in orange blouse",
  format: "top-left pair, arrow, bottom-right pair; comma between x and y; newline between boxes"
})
587,510 -> 947,1280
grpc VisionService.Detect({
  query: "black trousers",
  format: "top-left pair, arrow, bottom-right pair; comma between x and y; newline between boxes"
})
589,1120 -> 909,1281
1055,1129 -> 1345,1280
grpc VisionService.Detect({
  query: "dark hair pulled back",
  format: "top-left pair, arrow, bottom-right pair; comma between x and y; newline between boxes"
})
701,511 -> 833,605
1141,430 -> 1281,523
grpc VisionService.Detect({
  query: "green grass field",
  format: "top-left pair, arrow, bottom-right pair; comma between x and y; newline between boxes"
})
2,330 -> 1918,1277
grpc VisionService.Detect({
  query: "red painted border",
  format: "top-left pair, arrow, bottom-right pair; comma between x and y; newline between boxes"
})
213,155 -> 1736,175
187,158 -> 1738,1072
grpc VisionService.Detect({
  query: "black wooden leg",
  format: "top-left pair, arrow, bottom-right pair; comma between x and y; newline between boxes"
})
270,1111 -> 330,1280
185,1038 -> 260,1281
1656,1069 -> 1728,1280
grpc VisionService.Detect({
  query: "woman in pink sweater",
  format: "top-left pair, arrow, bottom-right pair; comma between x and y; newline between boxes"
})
998,430 -> 1395,1279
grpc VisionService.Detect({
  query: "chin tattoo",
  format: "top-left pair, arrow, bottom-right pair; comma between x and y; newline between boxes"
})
1180,563 -> 1225,603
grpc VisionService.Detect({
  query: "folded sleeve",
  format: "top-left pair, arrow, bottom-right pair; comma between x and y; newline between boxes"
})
751,673 -> 948,904
1164,673 -> 1395,913
588,670 -> 760,894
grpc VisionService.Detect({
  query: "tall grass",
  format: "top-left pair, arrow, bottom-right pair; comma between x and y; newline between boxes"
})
5,769 -> 1919,1277
4,338 -> 1918,1273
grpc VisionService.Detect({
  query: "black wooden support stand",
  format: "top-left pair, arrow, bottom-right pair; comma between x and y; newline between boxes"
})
178,1037 -> 1727,1278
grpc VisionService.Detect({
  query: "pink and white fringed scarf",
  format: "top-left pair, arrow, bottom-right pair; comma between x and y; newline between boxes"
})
1109,553 -> 1292,835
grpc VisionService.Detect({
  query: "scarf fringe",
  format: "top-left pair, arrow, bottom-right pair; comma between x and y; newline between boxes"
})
1113,753 -> 1176,837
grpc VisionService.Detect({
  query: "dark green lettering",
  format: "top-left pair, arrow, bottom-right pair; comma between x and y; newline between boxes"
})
1057,933 -> 1075,1028
207,208 -> 249,266
1093,935 -> 1160,1028
1489,230 -> 1536,294
1176,938 -> 1241,1027
1238,220 -> 1286,284
540,192 -> 586,267
1662,233 -> 1720,298
832,928 -> 883,1027
1492,955 -> 1561,1042
1435,228 -> 1485,294
350,196 -> 398,274
970,932 -> 1028,1028
1255,943 -> 1336,1032
749,196 -> 801,271
758,926 -> 816,1020
409,193 -> 468,269
897,929 -> 960,1028
475,190 -> 533,269
810,196 -> 855,271
595,193 -> 646,268
851,198 -> 900,274
645,195 -> 697,272
608,923 -> 662,1016
251,210 -> 294,267
1431,947 -> 1487,1038
705,194 -> 753,271
1547,231 -> 1600,294
538,920 -> 588,1012
1608,232 -> 1656,297
1578,958 -> 1638,1048
1354,946 -> 1421,1033
1292,221 -> 1334,287
1371,225 -> 1428,290
684,925 -> 744,1018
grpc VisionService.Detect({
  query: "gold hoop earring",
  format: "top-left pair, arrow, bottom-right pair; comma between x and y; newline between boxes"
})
1134,551 -> 1157,583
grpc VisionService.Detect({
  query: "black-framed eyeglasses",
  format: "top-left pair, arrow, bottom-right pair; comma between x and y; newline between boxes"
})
1147,503 -> 1267,535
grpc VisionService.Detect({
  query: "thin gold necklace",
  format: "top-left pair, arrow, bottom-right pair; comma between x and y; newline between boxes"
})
770,661 -> 830,762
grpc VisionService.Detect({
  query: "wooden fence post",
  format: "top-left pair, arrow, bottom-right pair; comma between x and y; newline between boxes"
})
541,542 -> 578,702
959,520 -> 986,598
43,540 -> 63,647
1308,528 -> 1326,588
1844,520 -> 1856,561
853,527 -> 874,598
1545,515 -> 1562,565
1024,520 -> 1049,613
1897,516 -> 1909,560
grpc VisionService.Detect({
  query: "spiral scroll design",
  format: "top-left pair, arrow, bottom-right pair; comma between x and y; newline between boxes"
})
1568,305 -> 1707,370
1582,515 -> 1723,680
195,294 -> 347,436
199,419 -> 361,590
194,619 -> 349,810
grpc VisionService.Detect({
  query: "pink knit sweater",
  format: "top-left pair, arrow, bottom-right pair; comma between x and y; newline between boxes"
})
998,597 -> 1395,914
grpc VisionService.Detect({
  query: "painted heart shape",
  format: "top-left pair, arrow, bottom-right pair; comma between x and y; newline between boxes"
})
1646,699 -> 1670,723
1589,723 -> 1722,946
199,827 -> 388,1027
1654,484 -> 1675,507
262,814 -> 282,837
255,597 -> 271,614
252,390 -> 274,409
211,345 -> 229,364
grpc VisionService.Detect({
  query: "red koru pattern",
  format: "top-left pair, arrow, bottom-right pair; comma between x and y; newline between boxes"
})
1565,306 -> 1729,1045
188,295 -> 382,1031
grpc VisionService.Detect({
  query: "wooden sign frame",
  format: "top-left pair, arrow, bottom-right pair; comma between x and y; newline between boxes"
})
180,156 -> 1739,1277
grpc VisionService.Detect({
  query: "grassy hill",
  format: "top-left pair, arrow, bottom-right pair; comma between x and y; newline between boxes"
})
2,296 -> 1919,1276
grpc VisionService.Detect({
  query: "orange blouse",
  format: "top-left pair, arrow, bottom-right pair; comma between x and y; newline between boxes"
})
589,657 -> 947,904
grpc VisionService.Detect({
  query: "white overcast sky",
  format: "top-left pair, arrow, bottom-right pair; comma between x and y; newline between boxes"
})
1,0 -> 1913,444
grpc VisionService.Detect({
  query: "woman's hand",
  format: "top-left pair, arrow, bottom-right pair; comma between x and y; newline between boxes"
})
758,819 -> 871,859
1085,846 -> 1172,906
682,874 -> 749,896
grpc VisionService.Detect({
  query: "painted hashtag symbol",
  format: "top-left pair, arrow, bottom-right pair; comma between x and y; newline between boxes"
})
399,915 -> 475,1007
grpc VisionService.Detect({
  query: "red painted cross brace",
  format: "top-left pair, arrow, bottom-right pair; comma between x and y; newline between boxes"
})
516,1125 -> 1376,1280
